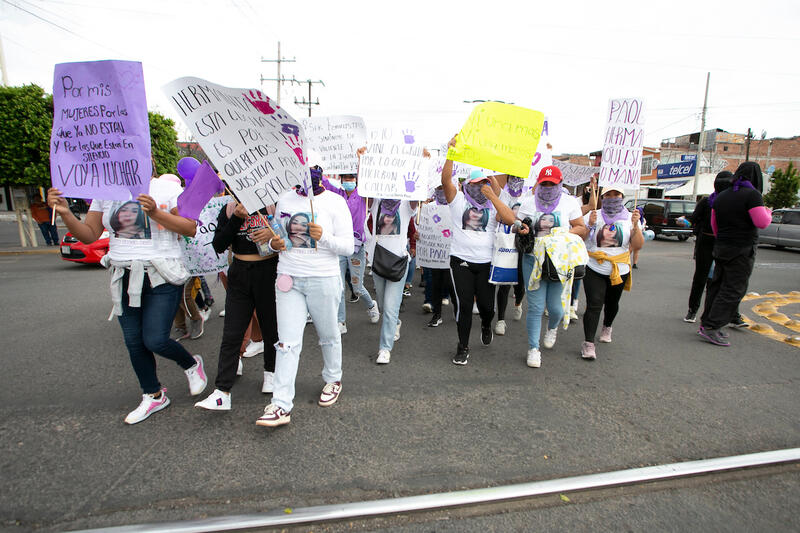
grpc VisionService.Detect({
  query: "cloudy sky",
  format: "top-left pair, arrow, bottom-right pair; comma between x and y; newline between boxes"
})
3,0 -> 799,153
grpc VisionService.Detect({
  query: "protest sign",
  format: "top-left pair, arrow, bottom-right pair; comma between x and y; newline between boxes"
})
50,60 -> 151,201
416,202 -> 452,269
179,196 -> 230,275
368,125 -> 417,145
447,102 -> 544,177
528,118 -> 552,181
599,98 -> 646,189
177,160 -> 224,220
357,143 -> 431,200
552,159 -> 599,187
163,77 -> 308,214
300,116 -> 367,174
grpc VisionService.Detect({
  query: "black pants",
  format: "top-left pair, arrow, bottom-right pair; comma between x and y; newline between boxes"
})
430,267 -> 454,316
496,253 -> 524,320
701,244 -> 756,330
449,256 -> 495,347
582,267 -> 629,342
688,233 -> 715,312
215,257 -> 279,391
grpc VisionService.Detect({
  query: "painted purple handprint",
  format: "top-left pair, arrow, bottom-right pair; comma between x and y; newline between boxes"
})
281,123 -> 300,136
243,90 -> 276,115
285,136 -> 305,165
402,129 -> 415,145
404,171 -> 419,193
432,214 -> 442,224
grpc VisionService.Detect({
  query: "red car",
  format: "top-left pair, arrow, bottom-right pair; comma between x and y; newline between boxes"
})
59,231 -> 110,264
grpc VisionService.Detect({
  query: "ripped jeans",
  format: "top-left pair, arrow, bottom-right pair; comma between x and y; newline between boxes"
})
337,246 -> 375,323
272,275 -> 343,412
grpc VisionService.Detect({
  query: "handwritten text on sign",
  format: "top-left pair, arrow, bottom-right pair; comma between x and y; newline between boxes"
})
300,116 -> 367,174
447,102 -> 544,177
180,196 -> 231,275
416,203 -> 452,269
599,98 -> 646,188
50,60 -> 151,200
552,159 -> 598,187
358,143 -> 431,200
163,77 -> 308,214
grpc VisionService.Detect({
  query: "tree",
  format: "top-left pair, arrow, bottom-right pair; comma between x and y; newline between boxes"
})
0,85 -> 53,187
763,162 -> 800,209
149,111 -> 180,177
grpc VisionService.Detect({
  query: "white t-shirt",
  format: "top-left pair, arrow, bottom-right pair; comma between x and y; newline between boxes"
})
517,192 -> 582,239
369,200 -> 415,258
275,190 -> 354,278
497,189 -> 524,234
448,191 -> 499,264
89,178 -> 185,262
584,212 -> 633,276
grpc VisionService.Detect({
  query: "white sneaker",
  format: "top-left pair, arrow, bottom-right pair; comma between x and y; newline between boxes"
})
189,317 -> 205,339
526,348 -> 541,368
124,389 -> 170,424
422,302 -> 433,313
367,302 -> 380,324
184,355 -> 208,396
376,349 -> 391,364
236,358 -> 243,376
242,340 -> 264,358
198,307 -> 211,322
512,304 -> 523,321
599,326 -> 613,343
494,320 -> 506,336
338,322 -> 347,334
544,308 -> 549,317
542,328 -> 558,349
569,307 -> 579,322
472,302 -> 479,315
262,371 -> 275,393
394,319 -> 402,341
218,309 -> 226,317
194,389 -> 231,411
442,298 -> 450,306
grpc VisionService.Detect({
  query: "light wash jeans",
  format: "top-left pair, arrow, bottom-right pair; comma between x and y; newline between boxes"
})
521,254 -> 563,349
372,262 -> 408,352
337,246 -> 375,324
272,275 -> 342,412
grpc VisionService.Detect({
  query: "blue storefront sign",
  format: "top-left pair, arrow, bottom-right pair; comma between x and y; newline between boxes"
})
657,160 -> 697,179
681,154 -> 697,161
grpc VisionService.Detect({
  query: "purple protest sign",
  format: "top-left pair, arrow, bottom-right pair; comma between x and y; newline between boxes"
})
178,160 -> 224,221
50,60 -> 152,201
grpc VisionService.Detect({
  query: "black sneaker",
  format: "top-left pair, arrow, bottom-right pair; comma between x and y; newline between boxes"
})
697,326 -> 730,346
728,316 -> 749,328
427,314 -> 443,327
481,325 -> 493,346
452,344 -> 469,365
402,287 -> 412,297
684,310 -> 697,323
349,293 -> 359,303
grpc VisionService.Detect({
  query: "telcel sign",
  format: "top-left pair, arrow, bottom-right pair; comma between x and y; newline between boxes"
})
657,160 -> 696,179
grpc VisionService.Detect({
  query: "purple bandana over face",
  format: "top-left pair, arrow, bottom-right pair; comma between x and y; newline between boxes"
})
380,199 -> 401,216
600,196 -> 629,225
295,167 -> 326,197
463,182 -> 490,209
732,177 -> 756,192
534,184 -> 562,214
506,177 -> 524,198
433,188 -> 448,205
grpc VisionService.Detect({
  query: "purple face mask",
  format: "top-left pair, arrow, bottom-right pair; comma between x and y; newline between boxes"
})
463,182 -> 490,209
506,177 -> 524,197
295,167 -> 326,197
534,184 -> 562,214
433,188 -> 448,205
600,196 -> 628,225
380,199 -> 401,216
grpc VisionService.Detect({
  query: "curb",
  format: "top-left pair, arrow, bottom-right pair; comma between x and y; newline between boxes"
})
0,248 -> 61,255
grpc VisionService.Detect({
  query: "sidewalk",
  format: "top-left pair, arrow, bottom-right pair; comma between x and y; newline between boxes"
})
0,217 -> 65,255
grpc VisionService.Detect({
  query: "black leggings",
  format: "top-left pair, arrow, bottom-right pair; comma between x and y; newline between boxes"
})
496,253 -> 524,320
449,256 -> 495,347
582,267 -> 629,342
430,267 -> 454,316
688,233 -> 715,313
701,244 -> 756,330
215,257 -> 279,391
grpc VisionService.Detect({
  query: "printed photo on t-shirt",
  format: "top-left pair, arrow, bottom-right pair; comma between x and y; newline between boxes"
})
462,207 -> 489,232
510,202 -> 521,217
110,201 -> 151,240
533,212 -> 561,237
286,212 -> 315,249
596,223 -> 624,248
377,207 -> 402,236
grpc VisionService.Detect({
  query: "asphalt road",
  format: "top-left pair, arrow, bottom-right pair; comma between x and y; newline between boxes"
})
0,232 -> 798,532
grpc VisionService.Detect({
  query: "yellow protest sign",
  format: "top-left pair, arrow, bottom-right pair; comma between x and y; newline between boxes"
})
447,102 -> 545,177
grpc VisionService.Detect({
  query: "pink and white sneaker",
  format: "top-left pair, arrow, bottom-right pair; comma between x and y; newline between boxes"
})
599,326 -> 613,343
184,355 -> 208,396
581,341 -> 597,360
124,388 -> 170,424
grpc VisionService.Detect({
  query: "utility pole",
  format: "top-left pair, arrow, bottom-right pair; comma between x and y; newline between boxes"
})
0,34 -> 8,86
294,79 -> 325,117
260,41 -> 296,105
745,128 -> 752,161
692,72 -> 710,202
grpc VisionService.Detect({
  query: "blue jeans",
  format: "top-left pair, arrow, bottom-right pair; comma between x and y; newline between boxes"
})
38,222 -> 59,245
273,275 -> 342,412
337,246 -> 375,323
117,272 -> 196,394
521,254 -> 564,349
405,254 -> 416,285
372,262 -> 408,352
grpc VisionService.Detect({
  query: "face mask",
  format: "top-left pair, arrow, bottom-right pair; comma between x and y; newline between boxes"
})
342,181 -> 356,192
464,182 -> 490,209
380,199 -> 401,216
295,167 -> 326,196
506,177 -> 524,197
534,184 -> 562,214
433,188 -> 447,205
600,196 -> 628,224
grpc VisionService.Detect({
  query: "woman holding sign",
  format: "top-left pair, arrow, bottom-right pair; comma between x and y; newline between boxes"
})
441,135 -> 516,366
47,178 -> 208,424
